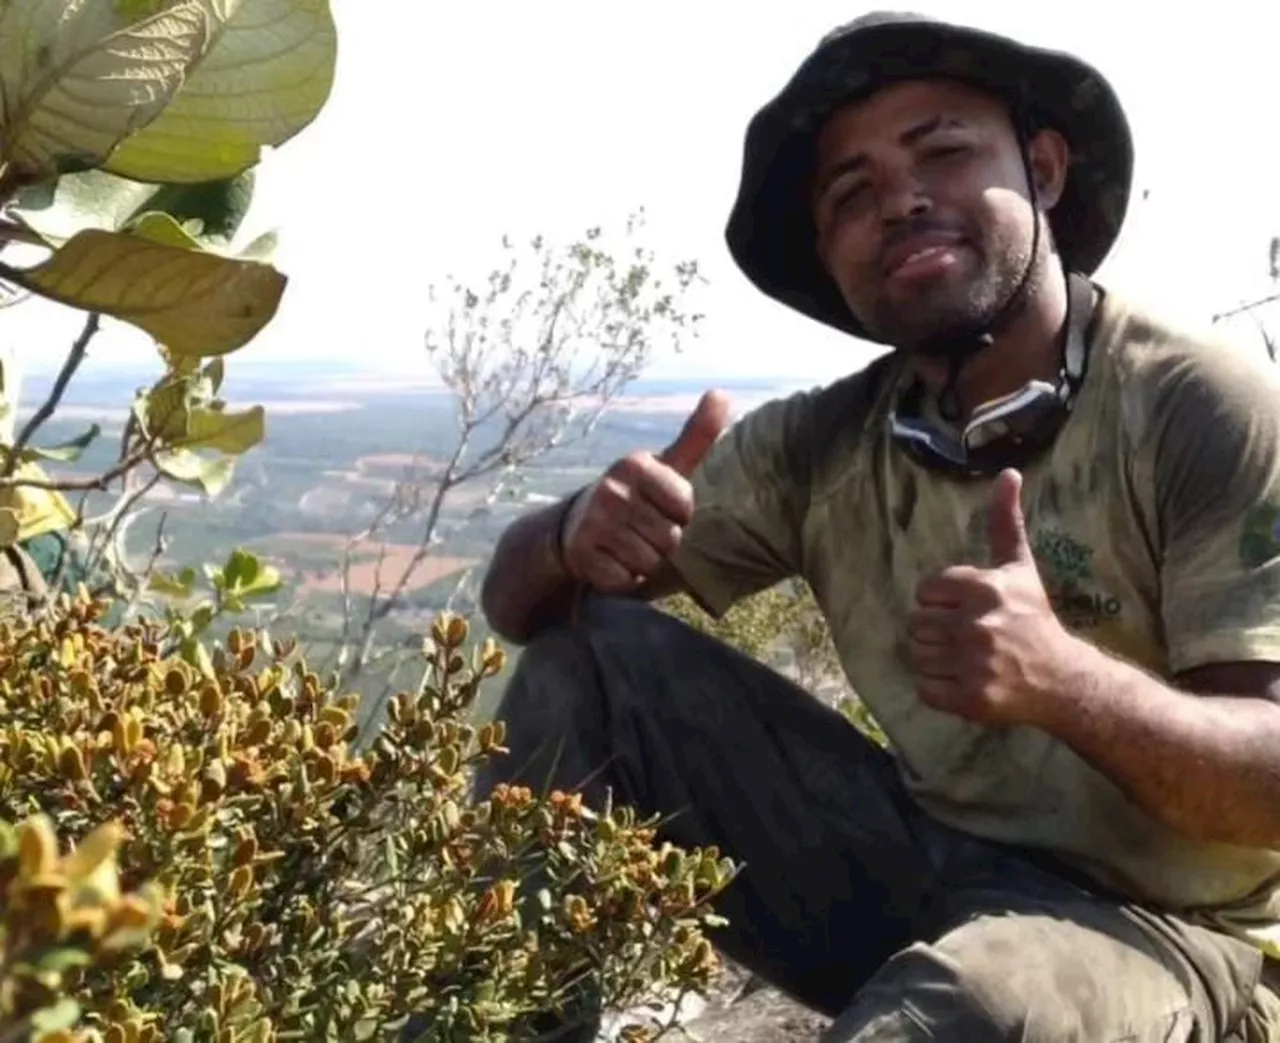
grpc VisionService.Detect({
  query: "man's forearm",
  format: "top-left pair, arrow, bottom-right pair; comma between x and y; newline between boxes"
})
480,498 -> 581,645
1035,636 -> 1280,849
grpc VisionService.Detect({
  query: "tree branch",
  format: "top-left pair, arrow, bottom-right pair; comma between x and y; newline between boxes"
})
1212,291 -> 1280,323
4,311 -> 100,477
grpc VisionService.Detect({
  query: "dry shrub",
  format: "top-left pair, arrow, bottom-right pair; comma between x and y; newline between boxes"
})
0,592 -> 735,1042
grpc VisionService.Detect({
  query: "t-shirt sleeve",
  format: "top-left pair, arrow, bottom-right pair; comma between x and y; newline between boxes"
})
1141,346 -> 1280,674
667,390 -> 813,618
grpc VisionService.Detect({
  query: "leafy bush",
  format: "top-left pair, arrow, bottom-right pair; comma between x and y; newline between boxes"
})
0,8 -> 736,1041
0,1 -> 339,597
0,589 -> 735,1041
659,581 -> 888,746
0,814 -> 164,1043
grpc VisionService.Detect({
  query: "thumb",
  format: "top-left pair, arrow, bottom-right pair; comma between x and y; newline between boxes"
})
988,468 -> 1033,567
657,389 -> 733,477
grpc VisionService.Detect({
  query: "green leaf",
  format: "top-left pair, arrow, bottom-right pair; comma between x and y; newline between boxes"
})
136,367 -> 217,443
4,213 -> 286,357
190,601 -> 217,631
174,405 -> 266,455
222,548 -> 280,599
154,448 -> 235,496
104,0 -> 339,184
10,168 -> 256,250
31,997 -> 81,1032
0,1 -> 212,181
222,548 -> 256,588
9,170 -> 162,243
141,376 -> 264,456
19,424 -> 101,464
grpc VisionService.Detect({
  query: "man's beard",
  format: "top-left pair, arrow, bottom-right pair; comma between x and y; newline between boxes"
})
859,227 -> 1039,360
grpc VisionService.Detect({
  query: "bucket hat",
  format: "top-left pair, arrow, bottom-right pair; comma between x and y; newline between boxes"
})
724,11 -> 1134,342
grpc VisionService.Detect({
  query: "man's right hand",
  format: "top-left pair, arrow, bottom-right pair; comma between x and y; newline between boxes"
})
560,390 -> 731,593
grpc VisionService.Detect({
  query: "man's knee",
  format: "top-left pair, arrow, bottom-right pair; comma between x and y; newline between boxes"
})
505,597 -> 660,694
822,936 -> 1027,1042
478,598 -> 680,792
825,910 -> 1199,1042
506,595 -> 710,703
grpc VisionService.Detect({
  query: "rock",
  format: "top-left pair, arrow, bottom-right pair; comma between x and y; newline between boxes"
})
673,987 -> 831,1041
598,961 -> 831,1042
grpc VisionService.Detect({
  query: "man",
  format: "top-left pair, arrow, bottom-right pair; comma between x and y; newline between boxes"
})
478,12 -> 1280,1041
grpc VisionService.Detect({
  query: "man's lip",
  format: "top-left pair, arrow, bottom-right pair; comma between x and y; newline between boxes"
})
880,234 -> 966,278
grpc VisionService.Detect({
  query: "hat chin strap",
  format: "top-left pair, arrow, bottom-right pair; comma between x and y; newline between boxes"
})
929,127 -> 1046,424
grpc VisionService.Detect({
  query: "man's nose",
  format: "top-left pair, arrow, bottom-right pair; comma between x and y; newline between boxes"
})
877,168 -> 932,224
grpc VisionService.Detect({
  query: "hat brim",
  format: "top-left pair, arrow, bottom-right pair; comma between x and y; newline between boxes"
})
724,18 -> 1134,343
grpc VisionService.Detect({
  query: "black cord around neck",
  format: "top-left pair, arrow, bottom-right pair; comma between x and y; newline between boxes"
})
936,116 -> 1044,425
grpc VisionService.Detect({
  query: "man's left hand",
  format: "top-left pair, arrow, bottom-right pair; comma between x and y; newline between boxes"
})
908,468 -> 1079,727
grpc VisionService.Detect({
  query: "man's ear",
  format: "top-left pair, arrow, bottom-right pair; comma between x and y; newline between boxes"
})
1026,127 -> 1071,211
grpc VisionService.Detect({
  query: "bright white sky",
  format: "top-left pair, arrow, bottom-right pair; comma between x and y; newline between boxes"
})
10,1 -> 1280,386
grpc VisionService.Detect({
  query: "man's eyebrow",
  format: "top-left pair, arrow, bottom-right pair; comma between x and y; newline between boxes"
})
813,114 -> 968,199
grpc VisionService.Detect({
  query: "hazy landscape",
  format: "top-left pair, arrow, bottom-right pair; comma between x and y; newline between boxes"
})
19,363 -> 809,713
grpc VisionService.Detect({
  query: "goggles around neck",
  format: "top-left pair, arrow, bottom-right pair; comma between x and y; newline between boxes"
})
887,273 -> 1097,479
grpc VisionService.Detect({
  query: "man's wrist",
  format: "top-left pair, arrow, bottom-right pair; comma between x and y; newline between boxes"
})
1019,629 -> 1105,734
548,487 -> 587,579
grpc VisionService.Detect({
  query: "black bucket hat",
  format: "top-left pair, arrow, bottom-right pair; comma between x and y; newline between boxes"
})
725,12 -> 1134,343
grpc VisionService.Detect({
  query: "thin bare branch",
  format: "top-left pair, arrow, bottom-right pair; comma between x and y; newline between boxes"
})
1212,291 -> 1280,323
5,311 -> 100,477
336,215 -> 704,696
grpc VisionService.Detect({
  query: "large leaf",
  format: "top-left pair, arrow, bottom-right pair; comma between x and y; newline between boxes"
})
154,448 -> 235,496
153,403 -> 265,455
104,0 -> 338,184
8,170 -> 157,241
2,213 -> 286,357
0,1 -> 212,181
9,169 -> 256,249
183,405 -> 265,454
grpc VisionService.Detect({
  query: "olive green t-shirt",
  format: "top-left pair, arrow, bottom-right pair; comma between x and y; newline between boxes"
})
670,283 -> 1280,955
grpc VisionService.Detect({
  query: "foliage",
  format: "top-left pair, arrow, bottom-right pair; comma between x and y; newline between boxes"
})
659,581 -> 888,746
328,215 -> 706,710
0,813 -> 165,1043
0,588 -> 735,1041
147,547 -> 284,677
0,0 -> 337,599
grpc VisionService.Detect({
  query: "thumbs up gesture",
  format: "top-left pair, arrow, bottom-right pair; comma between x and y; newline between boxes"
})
908,468 -> 1075,728
560,389 -> 732,593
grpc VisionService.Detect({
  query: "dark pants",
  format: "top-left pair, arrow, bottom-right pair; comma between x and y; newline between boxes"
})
476,596 -> 1280,1041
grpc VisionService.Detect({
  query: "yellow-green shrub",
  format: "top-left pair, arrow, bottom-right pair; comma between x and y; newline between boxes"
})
0,813 -> 164,1043
0,592 -> 734,1041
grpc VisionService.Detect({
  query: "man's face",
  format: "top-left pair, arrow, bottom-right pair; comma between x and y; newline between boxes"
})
810,78 -> 1068,353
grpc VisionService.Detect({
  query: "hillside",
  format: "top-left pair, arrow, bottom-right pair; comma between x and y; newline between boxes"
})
20,369 -> 803,680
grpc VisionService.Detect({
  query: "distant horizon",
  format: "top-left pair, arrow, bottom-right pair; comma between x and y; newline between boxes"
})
19,349 -> 865,387
16,361 -> 834,412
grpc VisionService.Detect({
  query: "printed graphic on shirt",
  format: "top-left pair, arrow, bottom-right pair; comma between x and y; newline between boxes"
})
1240,502 -> 1280,569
